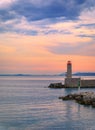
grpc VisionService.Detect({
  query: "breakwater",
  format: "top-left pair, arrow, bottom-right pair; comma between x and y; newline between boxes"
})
48,79 -> 95,88
81,79 -> 95,87
65,78 -> 95,88
59,91 -> 95,107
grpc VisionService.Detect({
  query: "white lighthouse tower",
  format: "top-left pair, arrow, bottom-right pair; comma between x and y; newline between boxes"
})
66,61 -> 72,78
65,61 -> 80,87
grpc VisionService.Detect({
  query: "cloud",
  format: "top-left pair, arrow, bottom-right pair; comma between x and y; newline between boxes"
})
47,41 -> 95,56
0,0 -> 16,8
77,34 -> 95,39
0,0 -> 93,22
0,0 -> 95,37
10,0 -> 85,21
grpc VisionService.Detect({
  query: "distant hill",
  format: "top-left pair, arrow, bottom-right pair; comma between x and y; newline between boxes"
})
58,72 -> 95,76
0,74 -> 32,76
73,72 -> 95,76
0,74 -> 57,76
58,73 -> 66,76
0,72 -> 95,77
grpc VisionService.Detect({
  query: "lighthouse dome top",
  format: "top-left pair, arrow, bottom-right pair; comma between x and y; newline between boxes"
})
67,61 -> 71,65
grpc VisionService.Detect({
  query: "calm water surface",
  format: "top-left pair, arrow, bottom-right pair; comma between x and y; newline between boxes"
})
0,76 -> 95,130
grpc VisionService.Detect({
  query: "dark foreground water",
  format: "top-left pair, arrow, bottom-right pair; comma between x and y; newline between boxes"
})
0,76 -> 95,130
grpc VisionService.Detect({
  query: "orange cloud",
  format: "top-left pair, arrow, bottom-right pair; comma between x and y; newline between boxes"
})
0,31 -> 95,74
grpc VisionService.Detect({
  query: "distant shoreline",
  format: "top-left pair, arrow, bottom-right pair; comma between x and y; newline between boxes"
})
0,72 -> 95,77
0,74 -> 58,77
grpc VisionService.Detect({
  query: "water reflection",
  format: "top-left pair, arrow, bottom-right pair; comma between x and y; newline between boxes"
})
0,76 -> 95,130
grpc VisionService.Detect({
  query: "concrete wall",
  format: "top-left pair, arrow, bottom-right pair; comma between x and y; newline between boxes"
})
81,80 -> 95,87
64,78 -> 95,88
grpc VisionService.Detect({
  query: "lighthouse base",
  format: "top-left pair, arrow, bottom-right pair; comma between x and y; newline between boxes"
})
65,78 -> 80,87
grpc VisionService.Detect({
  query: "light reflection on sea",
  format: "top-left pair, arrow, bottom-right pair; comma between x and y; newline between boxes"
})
0,76 -> 95,130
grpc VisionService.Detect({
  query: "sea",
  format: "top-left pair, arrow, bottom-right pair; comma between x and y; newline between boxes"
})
0,76 -> 95,130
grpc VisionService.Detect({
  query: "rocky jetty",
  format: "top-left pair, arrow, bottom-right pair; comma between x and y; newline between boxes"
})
59,91 -> 95,107
48,82 -> 64,88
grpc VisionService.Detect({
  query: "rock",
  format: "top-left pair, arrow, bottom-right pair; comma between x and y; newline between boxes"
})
59,94 -> 76,100
59,91 -> 95,107
92,102 -> 95,107
75,95 -> 82,101
48,82 -> 64,88
62,95 -> 73,100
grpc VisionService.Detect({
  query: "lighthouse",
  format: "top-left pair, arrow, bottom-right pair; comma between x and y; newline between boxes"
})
66,61 -> 72,78
64,61 -> 95,88
65,61 -> 81,87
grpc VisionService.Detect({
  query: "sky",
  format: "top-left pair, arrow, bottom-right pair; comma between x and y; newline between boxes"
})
0,0 -> 95,74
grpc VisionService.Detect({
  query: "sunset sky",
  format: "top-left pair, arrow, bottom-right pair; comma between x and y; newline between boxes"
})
0,0 -> 95,74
